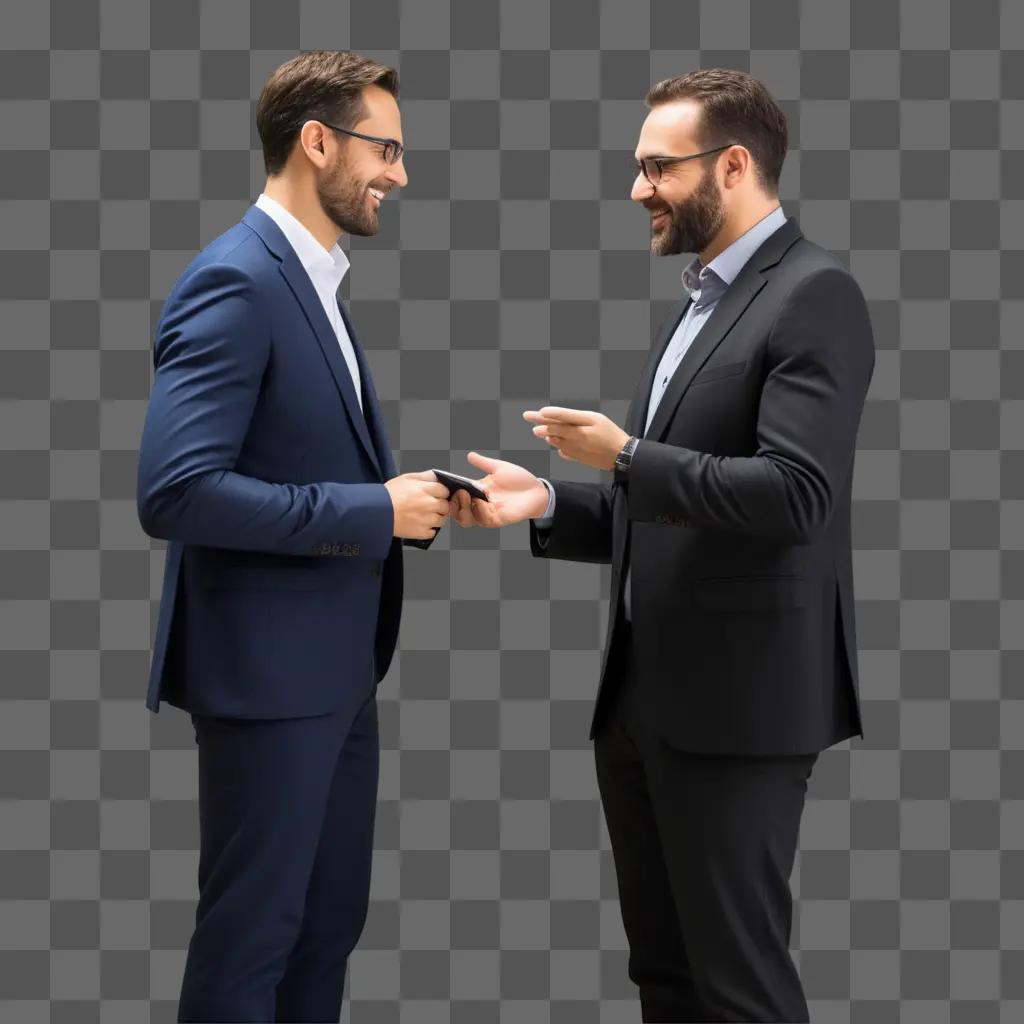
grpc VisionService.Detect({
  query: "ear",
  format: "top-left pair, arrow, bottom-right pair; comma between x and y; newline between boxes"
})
722,144 -> 750,188
298,121 -> 331,167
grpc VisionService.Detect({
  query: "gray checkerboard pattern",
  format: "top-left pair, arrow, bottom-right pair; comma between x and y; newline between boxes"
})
1,0 -> 1021,1020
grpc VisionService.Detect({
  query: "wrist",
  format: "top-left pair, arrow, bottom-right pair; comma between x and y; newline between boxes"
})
529,479 -> 551,519
614,436 -> 639,482
381,482 -> 396,532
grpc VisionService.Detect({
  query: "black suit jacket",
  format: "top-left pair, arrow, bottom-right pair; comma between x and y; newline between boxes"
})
530,217 -> 875,755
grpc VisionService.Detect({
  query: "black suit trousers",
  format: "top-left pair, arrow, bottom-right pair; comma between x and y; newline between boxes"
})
594,622 -> 817,1023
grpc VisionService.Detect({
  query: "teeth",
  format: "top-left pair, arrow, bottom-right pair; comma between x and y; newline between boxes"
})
369,188 -> 384,200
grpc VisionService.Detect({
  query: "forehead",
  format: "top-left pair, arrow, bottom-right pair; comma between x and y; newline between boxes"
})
354,84 -> 402,135
636,99 -> 702,157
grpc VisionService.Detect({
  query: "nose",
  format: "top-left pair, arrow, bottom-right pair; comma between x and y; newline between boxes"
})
387,155 -> 408,189
631,171 -> 655,203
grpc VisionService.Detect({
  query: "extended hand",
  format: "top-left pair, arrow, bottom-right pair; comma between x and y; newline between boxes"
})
448,452 -> 549,528
522,407 -> 630,471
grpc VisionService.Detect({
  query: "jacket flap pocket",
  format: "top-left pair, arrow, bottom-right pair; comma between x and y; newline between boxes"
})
695,575 -> 807,611
202,567 -> 334,591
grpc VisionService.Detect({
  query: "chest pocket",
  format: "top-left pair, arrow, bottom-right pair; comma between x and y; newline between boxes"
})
690,359 -> 748,387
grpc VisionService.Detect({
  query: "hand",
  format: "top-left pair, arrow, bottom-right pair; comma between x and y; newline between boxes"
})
448,452 -> 549,528
383,471 -> 451,540
522,407 -> 630,471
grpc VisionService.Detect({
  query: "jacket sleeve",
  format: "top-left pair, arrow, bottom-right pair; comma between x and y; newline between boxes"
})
626,265 -> 875,543
528,480 -> 615,564
136,261 -> 394,558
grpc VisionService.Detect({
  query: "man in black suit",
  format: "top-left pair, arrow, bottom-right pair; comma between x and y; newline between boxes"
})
451,68 -> 874,1021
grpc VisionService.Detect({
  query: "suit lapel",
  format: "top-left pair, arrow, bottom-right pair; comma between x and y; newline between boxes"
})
278,258 -> 383,475
338,300 -> 396,479
242,205 -> 382,476
642,216 -> 804,444
643,274 -> 766,442
627,298 -> 691,437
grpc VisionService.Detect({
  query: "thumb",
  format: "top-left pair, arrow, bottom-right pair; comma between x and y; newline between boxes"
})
466,451 -> 500,474
406,469 -> 440,481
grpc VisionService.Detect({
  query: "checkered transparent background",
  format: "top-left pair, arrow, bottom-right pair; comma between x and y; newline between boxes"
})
2,0 -> 1023,1020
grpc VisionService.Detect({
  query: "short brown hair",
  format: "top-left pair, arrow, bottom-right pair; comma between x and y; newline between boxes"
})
646,69 -> 787,195
256,50 -> 399,176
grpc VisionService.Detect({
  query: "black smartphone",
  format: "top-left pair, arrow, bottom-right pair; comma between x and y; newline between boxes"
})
403,470 -> 491,550
431,469 -> 490,501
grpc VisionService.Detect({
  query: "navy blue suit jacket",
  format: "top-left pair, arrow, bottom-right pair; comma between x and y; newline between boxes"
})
137,205 -> 404,718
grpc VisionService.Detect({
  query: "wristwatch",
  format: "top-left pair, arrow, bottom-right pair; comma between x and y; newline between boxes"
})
614,436 -> 639,482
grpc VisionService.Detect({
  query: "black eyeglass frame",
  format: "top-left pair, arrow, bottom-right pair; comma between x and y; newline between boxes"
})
636,143 -> 737,186
316,120 -> 405,164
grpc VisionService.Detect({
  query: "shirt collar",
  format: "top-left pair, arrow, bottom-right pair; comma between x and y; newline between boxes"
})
682,205 -> 787,297
255,193 -> 350,290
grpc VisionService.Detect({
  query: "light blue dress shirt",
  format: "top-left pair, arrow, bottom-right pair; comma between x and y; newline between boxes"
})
532,205 -> 788,620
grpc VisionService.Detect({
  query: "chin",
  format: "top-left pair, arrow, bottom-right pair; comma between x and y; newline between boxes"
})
335,212 -> 379,238
345,221 -> 378,238
321,193 -> 379,238
651,233 -> 679,257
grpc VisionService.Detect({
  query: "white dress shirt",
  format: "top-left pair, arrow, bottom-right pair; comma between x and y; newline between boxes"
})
255,192 -> 362,412
532,206 -> 789,620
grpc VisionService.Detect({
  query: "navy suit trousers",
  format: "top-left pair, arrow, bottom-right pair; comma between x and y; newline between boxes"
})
177,684 -> 379,1023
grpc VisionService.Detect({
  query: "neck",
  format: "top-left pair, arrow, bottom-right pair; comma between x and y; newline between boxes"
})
261,177 -> 342,252
699,199 -> 781,264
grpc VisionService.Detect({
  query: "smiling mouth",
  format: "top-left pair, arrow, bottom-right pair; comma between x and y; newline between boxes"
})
368,187 -> 386,207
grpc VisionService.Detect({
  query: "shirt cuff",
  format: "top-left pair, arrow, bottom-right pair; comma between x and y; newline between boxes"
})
531,478 -> 556,526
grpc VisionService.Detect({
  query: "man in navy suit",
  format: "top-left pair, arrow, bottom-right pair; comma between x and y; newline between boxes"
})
137,51 -> 452,1022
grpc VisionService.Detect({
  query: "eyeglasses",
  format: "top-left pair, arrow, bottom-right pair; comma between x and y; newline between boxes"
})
318,121 -> 404,164
635,144 -> 735,186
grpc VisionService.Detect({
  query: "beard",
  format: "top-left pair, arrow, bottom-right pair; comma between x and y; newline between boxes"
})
647,163 -> 726,256
315,152 -> 383,237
